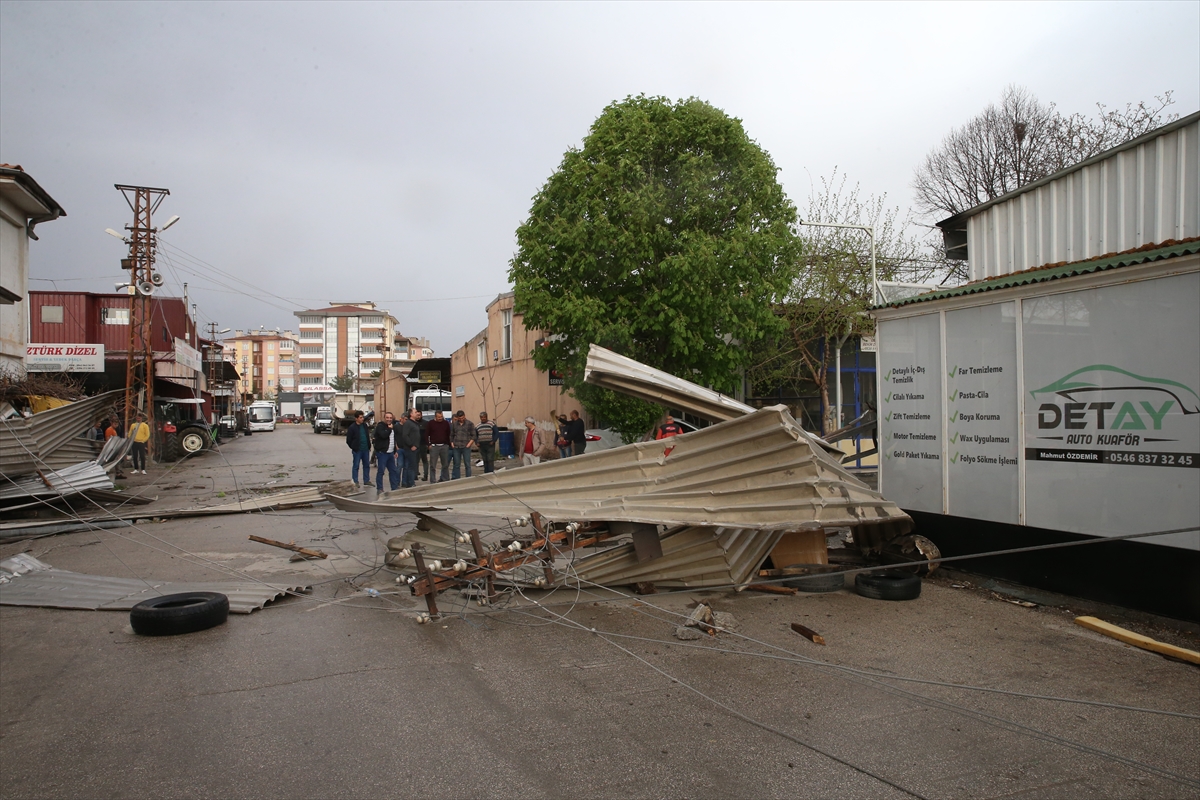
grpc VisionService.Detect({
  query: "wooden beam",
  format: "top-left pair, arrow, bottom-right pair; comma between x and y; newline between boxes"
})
790,622 -> 826,645
248,535 -> 327,559
1075,616 -> 1200,665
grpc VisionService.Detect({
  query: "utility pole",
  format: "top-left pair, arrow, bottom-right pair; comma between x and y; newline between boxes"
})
116,184 -> 170,443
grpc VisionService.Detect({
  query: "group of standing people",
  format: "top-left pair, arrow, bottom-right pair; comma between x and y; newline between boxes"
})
345,408 -> 504,493
526,409 -> 586,465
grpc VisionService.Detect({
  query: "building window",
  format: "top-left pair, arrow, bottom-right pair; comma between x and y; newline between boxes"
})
502,309 -> 512,361
41,305 -> 63,324
102,307 -> 130,325
477,341 -> 486,368
267,342 -> 274,351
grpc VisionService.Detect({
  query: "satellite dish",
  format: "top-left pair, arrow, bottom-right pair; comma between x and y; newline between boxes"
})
136,281 -> 155,296
150,272 -> 165,286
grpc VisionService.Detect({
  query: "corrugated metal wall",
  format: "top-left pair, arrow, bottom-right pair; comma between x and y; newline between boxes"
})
968,115 -> 1199,280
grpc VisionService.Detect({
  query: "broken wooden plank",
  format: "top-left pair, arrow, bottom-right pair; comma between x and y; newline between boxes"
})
745,582 -> 797,596
790,622 -> 826,645
1075,616 -> 1200,665
248,535 -> 328,559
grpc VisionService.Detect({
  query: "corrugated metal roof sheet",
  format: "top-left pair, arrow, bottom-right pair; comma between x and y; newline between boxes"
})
327,406 -> 909,534
937,111 -> 1200,279
584,345 -> 756,423
0,554 -> 309,614
876,240 -> 1200,309
570,526 -> 785,589
0,390 -> 122,476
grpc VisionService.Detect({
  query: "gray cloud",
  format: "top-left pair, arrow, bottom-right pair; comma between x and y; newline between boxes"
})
3,1 -> 1196,351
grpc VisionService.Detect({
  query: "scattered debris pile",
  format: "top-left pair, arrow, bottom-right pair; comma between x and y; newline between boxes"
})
326,346 -> 924,618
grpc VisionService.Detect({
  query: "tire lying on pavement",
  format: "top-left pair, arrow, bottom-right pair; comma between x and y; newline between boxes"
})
130,592 -> 230,636
781,564 -> 845,593
855,570 -> 921,601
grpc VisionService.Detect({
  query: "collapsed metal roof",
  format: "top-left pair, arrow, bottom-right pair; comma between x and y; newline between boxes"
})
583,344 -> 756,423
583,344 -> 840,454
328,406 -> 905,534
0,390 -> 123,477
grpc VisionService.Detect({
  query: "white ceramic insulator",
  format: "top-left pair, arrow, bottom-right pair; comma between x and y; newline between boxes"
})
454,560 -> 468,573
516,516 -> 529,527
430,560 -> 443,572
398,548 -> 412,559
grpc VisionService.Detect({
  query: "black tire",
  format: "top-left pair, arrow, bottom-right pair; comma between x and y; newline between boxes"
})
781,564 -> 845,593
855,570 -> 922,601
163,432 -> 181,462
130,592 -> 229,636
180,429 -> 206,454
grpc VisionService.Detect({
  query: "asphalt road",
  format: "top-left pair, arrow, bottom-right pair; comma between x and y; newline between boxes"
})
1,425 -> 1198,799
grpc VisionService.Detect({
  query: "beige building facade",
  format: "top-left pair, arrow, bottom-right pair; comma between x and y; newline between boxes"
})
223,329 -> 299,400
449,292 -> 583,430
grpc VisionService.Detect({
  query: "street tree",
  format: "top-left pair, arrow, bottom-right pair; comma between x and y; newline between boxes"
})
330,369 -> 356,392
913,85 -> 1176,220
510,95 -> 800,441
748,172 -> 944,435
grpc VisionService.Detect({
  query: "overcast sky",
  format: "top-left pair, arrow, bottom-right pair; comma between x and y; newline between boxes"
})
2,1 -> 1197,354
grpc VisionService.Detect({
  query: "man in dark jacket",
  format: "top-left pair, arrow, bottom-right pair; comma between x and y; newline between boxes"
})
449,410 -> 477,480
345,411 -> 372,486
372,411 -> 401,492
399,409 -> 421,488
568,410 -> 588,455
476,411 -> 498,473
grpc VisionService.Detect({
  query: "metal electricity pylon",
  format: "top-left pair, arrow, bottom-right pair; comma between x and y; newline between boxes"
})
115,184 -> 170,436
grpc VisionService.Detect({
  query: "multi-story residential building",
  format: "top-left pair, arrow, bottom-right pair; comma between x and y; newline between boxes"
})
449,292 -> 583,430
222,328 -> 299,401
293,303 -> 396,392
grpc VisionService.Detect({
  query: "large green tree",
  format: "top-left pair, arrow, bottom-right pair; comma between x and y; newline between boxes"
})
509,95 -> 800,441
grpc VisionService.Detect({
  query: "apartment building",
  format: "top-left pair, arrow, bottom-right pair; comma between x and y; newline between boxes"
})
222,328 -> 298,401
449,292 -> 583,430
293,303 -> 397,392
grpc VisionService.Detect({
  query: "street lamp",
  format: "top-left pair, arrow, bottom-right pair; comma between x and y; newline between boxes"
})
798,219 -> 877,432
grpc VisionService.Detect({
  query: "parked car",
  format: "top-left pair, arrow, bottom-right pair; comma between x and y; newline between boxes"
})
312,407 -> 333,434
219,415 -> 238,435
584,418 -> 700,452
279,414 -> 300,424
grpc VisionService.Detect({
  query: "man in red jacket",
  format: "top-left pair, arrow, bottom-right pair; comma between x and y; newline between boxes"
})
424,410 -> 452,483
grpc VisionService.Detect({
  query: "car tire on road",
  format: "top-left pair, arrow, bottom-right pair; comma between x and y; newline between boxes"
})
130,592 -> 230,636
855,570 -> 922,601
781,564 -> 845,593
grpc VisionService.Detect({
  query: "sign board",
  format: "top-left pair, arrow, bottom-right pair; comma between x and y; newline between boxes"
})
877,314 -> 943,513
859,335 -> 877,353
417,371 -> 442,384
300,384 -> 335,393
174,338 -> 202,372
25,344 -> 105,372
877,269 -> 1199,548
549,369 -> 564,386
945,303 -> 1019,524
1022,272 -> 1198,545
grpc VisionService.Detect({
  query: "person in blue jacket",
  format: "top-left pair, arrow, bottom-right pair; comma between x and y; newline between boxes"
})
345,411 -> 372,486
